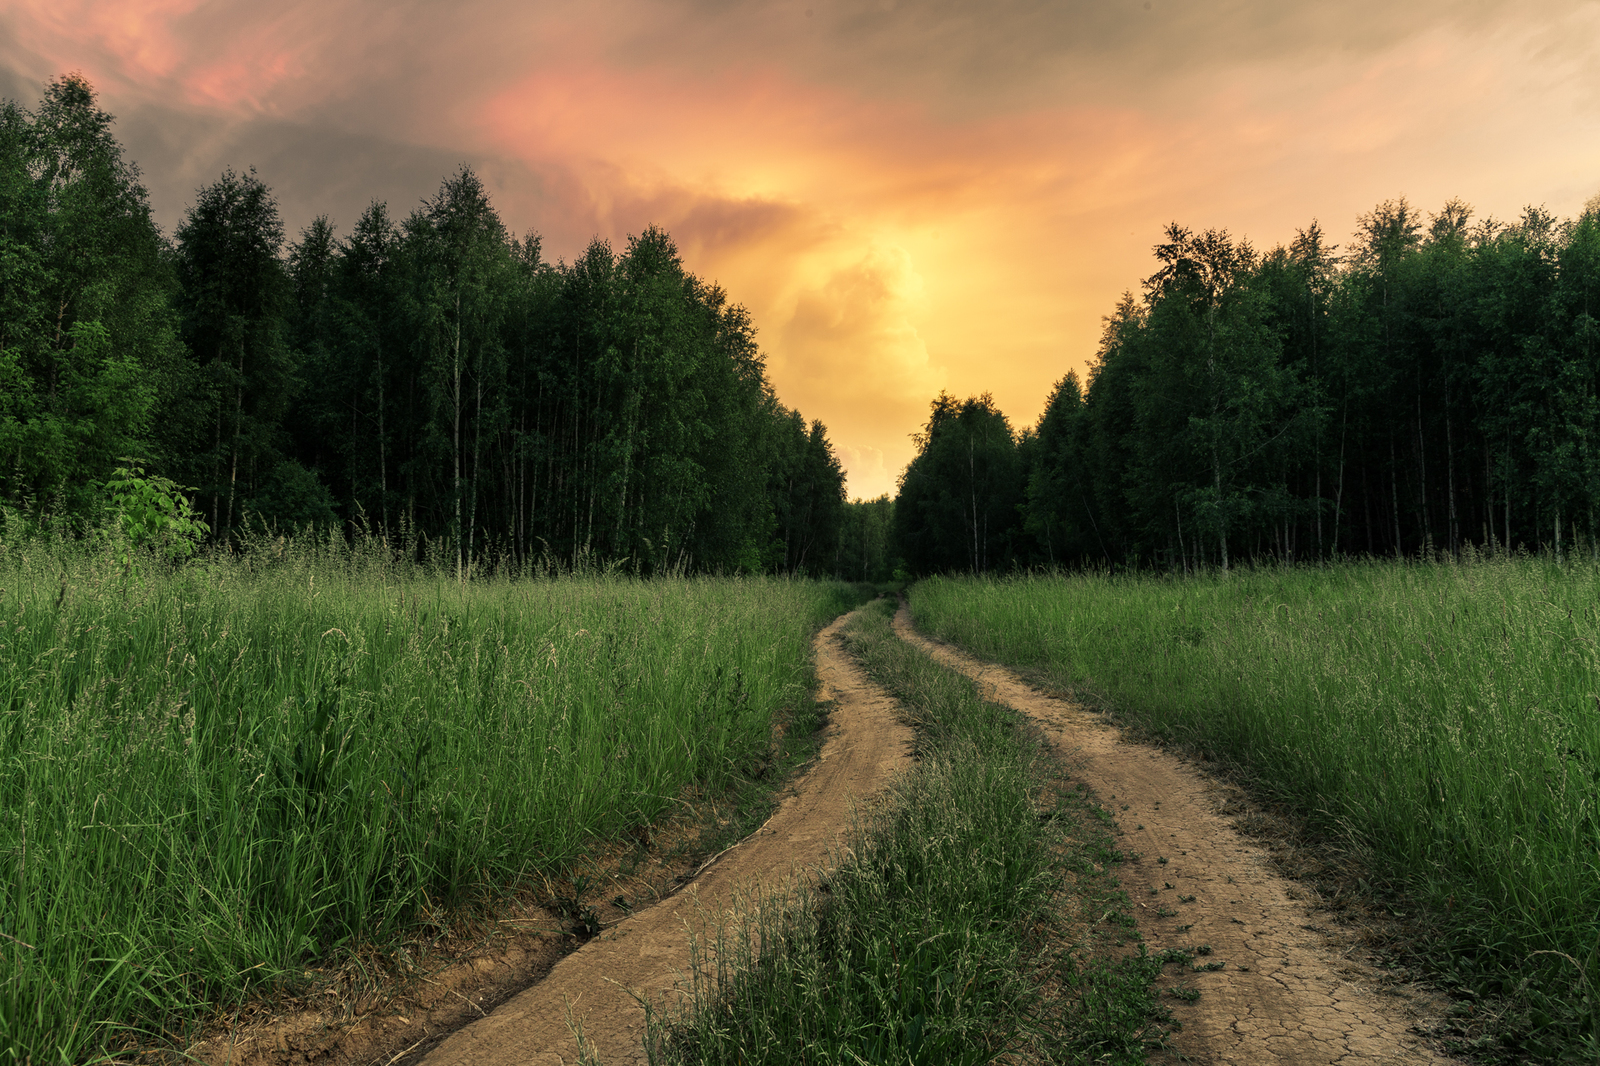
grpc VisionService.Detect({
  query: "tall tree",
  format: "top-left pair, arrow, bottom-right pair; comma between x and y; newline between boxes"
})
894,392 -> 1024,575
836,494 -> 894,581
1138,225 -> 1301,570
174,167 -> 296,539
401,167 -> 512,578
0,73 -> 854,574
289,202 -> 405,536
769,408 -> 847,574
0,74 -> 180,520
1025,370 -> 1100,565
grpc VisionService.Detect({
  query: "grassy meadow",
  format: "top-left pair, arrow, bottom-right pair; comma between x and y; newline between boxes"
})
0,533 -> 864,1062
910,557 -> 1600,1058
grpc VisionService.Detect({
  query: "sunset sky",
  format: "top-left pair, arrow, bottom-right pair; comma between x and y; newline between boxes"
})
4,1 -> 1599,499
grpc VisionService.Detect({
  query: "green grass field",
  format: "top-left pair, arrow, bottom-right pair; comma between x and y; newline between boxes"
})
910,557 -> 1600,1059
0,536 -> 863,1061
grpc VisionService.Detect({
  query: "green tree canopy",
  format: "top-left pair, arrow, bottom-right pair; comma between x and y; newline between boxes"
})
0,74 -> 178,520
894,392 -> 1023,575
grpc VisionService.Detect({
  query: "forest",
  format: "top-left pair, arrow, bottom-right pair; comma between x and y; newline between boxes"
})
0,75 -> 880,577
895,199 -> 1600,575
12,74 -> 1597,585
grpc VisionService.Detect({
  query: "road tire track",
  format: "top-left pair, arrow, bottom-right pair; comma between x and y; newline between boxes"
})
893,604 -> 1460,1066
413,606 -> 914,1066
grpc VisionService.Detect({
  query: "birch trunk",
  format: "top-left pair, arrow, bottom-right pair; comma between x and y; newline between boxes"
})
1175,495 -> 1187,576
1445,389 -> 1458,556
1215,450 -> 1229,573
467,360 -> 482,579
1504,435 -> 1512,551
213,342 -> 224,533
1331,403 -> 1347,557
1416,390 -> 1430,549
377,343 -> 387,538
969,438 -> 980,573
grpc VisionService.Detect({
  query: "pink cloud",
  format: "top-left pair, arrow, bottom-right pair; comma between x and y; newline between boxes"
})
14,0 -> 205,80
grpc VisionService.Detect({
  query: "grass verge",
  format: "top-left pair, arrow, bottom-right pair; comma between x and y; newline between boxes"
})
0,531 -> 869,1063
909,559 -> 1600,1063
647,598 -> 1172,1064
182,610 -> 857,1066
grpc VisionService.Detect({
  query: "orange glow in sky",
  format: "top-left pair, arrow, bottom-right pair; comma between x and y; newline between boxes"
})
5,0 -> 1600,498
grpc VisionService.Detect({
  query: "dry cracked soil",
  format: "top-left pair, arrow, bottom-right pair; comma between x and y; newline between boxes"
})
187,602 -> 1465,1066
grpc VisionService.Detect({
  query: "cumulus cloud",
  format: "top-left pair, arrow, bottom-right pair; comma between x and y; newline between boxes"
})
835,444 -> 891,503
773,245 -> 943,497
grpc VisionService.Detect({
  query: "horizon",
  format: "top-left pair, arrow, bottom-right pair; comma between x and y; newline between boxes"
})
5,1 -> 1599,498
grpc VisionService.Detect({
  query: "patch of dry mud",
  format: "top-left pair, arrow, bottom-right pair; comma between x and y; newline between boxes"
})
894,605 -> 1461,1066
401,607 -> 914,1066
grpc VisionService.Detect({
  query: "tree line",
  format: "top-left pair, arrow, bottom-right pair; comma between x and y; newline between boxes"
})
895,195 -> 1600,573
0,75 -> 856,575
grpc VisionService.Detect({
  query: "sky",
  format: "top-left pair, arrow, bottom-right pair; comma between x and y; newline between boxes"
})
5,1 -> 1600,499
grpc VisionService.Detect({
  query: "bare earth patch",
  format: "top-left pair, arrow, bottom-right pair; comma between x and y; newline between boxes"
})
894,604 -> 1463,1066
178,807 -> 745,1066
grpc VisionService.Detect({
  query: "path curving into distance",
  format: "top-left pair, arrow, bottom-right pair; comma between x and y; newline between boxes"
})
893,604 -> 1461,1066
414,606 -> 913,1066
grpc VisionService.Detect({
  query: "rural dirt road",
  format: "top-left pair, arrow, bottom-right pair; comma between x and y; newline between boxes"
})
410,607 -> 914,1066
893,604 -> 1460,1066
188,600 -> 1462,1066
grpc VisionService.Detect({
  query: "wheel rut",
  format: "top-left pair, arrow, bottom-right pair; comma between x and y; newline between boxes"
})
414,606 -> 913,1066
893,604 -> 1461,1066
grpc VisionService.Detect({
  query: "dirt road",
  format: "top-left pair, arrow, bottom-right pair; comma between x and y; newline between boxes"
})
893,605 -> 1458,1066
189,601 -> 1460,1066
412,607 -> 914,1066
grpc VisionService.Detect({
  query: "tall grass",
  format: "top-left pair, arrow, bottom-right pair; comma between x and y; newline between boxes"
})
0,531 -> 862,1062
910,557 -> 1600,1058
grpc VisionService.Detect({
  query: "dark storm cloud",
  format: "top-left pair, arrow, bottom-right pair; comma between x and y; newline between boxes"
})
123,109 -> 514,240
3,0 -> 1583,236
2,65 -> 531,242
